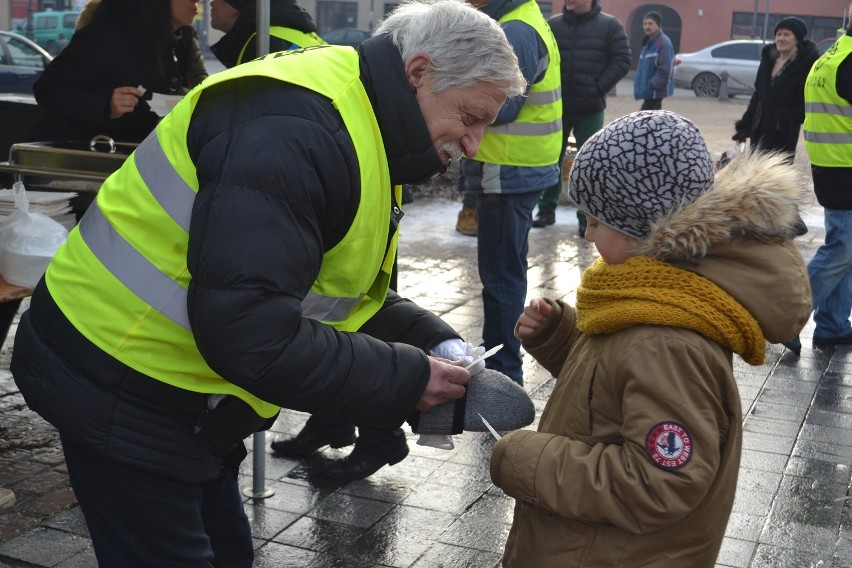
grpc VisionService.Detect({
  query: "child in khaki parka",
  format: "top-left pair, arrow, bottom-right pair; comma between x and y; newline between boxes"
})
490,111 -> 812,567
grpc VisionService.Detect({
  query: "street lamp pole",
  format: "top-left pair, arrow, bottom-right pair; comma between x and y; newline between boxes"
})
26,0 -> 36,42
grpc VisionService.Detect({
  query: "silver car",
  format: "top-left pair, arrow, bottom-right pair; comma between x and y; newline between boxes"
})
674,39 -> 769,98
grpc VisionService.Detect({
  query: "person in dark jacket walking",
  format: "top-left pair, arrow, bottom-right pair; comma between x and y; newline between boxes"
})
633,10 -> 673,110
531,0 -> 630,234
10,1 -> 526,566
30,0 -> 208,143
733,17 -> 820,162
210,0 -> 325,68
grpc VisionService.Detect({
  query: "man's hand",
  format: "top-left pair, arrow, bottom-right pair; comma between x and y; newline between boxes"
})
416,357 -> 470,411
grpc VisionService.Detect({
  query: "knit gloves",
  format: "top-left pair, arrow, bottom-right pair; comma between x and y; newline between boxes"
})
430,338 -> 486,374
408,368 -> 535,437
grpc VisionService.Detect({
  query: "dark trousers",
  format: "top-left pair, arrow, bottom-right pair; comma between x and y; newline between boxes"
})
641,98 -> 663,110
62,435 -> 253,567
304,414 -> 406,453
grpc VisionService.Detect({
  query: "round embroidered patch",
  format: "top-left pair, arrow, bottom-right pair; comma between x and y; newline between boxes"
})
645,421 -> 693,470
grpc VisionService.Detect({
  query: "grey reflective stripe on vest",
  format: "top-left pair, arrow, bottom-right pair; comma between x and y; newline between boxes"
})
78,132 -> 370,328
301,292 -> 364,321
79,204 -> 192,330
134,132 -> 195,233
805,102 -> 852,117
803,130 -> 852,144
486,86 -> 561,136
525,86 -> 561,105
488,118 -> 562,136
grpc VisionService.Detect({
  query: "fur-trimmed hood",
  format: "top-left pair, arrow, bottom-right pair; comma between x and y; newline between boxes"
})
636,152 -> 807,260
634,151 -> 812,343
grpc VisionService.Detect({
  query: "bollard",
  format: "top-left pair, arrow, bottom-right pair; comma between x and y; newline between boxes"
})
718,71 -> 729,101
242,432 -> 274,499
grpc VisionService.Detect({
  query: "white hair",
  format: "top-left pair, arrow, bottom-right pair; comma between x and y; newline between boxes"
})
375,0 -> 526,98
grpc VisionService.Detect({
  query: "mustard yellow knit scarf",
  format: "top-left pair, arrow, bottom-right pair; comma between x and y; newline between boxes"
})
576,257 -> 765,365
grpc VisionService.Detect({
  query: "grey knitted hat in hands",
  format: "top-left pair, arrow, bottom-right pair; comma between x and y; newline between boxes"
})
568,110 -> 714,240
408,369 -> 535,436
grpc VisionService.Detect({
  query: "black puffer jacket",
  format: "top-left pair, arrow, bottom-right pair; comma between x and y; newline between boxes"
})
546,0 -> 631,115
735,40 -> 820,157
31,0 -> 205,143
12,36 -> 457,482
211,0 -> 320,68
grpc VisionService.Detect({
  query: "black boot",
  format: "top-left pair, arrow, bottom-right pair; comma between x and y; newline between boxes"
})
532,210 -> 555,228
317,442 -> 409,480
271,423 -> 356,457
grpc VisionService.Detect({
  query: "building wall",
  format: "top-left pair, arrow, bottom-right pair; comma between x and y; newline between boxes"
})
3,0 -> 845,57
598,0 -> 845,61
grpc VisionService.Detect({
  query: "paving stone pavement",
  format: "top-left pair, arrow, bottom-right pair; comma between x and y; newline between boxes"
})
1,86 -> 851,567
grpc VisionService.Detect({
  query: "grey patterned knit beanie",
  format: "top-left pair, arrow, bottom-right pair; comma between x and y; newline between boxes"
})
568,111 -> 714,240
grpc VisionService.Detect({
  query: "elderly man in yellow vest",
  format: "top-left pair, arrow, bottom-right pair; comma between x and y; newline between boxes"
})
10,1 -> 526,565
459,0 -> 562,385
784,16 -> 852,354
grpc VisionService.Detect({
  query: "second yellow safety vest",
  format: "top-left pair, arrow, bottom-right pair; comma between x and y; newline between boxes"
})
475,0 -> 562,167
237,25 -> 327,65
803,34 -> 852,167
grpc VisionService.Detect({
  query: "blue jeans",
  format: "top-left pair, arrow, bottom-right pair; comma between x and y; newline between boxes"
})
476,190 -> 541,385
808,208 -> 852,338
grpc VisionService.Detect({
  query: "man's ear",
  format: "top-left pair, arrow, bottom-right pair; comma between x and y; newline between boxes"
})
404,53 -> 432,92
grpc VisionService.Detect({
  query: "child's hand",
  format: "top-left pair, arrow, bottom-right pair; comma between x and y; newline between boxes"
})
516,298 -> 552,337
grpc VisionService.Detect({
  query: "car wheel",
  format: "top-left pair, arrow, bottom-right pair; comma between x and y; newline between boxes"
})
692,73 -> 721,97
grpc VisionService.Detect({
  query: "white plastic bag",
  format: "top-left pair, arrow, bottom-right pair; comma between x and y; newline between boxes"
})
0,181 -> 68,288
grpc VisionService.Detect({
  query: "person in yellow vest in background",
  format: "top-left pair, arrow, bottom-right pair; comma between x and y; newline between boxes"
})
456,0 -> 561,385
210,0 -> 326,68
10,1 -> 526,565
783,13 -> 852,354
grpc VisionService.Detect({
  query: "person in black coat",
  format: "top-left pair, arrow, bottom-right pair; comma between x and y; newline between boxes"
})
30,0 -> 208,143
734,16 -> 820,161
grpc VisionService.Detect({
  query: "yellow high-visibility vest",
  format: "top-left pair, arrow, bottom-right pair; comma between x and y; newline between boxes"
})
236,26 -> 326,65
46,46 -> 398,418
803,34 -> 852,167
475,0 -> 562,167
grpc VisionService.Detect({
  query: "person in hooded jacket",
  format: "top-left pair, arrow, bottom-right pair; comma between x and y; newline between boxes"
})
733,16 -> 820,161
210,0 -> 325,68
30,0 -> 208,144
11,1 -> 526,565
490,111 -> 812,567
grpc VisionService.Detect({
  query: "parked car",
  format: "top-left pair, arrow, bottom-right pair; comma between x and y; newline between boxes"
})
0,30 -> 53,95
674,39 -> 768,98
321,28 -> 371,48
15,10 -> 79,55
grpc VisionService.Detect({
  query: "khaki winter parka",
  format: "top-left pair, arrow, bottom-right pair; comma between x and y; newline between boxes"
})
491,153 -> 812,567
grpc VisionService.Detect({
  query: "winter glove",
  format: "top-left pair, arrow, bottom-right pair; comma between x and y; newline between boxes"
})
430,338 -> 486,375
409,369 -> 535,437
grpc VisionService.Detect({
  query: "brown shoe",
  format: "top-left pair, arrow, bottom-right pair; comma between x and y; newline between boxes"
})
0,488 -> 15,512
456,208 -> 477,236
